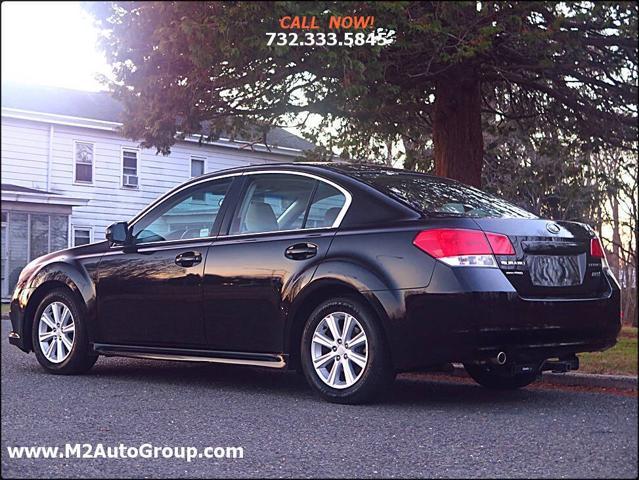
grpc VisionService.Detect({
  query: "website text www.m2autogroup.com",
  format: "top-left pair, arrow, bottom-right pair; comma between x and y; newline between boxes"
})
6,443 -> 244,462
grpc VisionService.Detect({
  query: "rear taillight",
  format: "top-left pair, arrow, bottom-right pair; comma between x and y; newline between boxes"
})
485,232 -> 516,255
590,238 -> 605,259
413,229 -> 515,267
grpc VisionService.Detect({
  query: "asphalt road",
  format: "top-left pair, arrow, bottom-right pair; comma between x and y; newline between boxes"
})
1,319 -> 637,479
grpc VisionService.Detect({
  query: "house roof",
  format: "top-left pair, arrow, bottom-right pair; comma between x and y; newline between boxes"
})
1,183 -> 58,195
1,83 -> 315,151
1,183 -> 89,206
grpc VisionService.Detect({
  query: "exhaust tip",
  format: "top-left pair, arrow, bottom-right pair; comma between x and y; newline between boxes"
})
496,351 -> 507,365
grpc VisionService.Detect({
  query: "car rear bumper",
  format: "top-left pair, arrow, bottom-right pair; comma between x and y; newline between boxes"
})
456,293 -> 620,363
379,267 -> 621,371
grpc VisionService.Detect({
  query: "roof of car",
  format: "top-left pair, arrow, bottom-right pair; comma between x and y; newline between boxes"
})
192,161 -> 445,183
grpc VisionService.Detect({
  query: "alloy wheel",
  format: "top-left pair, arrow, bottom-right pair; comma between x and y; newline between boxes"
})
38,301 -> 75,364
310,311 -> 368,389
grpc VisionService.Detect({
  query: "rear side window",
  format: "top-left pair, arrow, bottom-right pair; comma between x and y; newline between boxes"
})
231,174 -> 316,234
355,171 -> 536,219
306,182 -> 346,228
230,174 -> 347,234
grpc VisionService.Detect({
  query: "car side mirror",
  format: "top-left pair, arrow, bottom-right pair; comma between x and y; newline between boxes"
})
106,222 -> 130,245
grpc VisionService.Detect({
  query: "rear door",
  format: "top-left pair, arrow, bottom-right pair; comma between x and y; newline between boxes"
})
203,172 -> 349,353
472,218 -> 606,298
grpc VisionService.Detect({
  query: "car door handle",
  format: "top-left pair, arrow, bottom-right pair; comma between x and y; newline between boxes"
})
285,243 -> 318,260
175,251 -> 202,267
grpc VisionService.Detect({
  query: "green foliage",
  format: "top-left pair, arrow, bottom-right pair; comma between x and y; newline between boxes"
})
88,1 -> 637,160
579,327 -> 638,375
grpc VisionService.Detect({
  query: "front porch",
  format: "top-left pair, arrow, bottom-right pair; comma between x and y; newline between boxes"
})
1,184 -> 88,300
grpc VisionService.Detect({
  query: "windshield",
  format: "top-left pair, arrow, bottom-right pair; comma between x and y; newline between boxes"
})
354,171 -> 537,219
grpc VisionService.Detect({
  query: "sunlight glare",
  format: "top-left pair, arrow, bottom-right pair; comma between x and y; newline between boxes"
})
1,1 -> 110,91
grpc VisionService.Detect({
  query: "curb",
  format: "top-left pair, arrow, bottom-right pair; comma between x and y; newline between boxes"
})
540,371 -> 637,390
436,364 -> 637,391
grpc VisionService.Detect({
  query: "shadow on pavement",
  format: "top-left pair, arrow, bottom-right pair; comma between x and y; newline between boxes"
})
17,355 -> 547,407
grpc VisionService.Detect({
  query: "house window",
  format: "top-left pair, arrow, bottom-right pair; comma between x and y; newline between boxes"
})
30,214 -> 51,259
3,212 -> 69,299
191,157 -> 206,201
74,141 -> 94,183
122,149 -> 139,188
73,227 -> 92,246
191,157 -> 205,177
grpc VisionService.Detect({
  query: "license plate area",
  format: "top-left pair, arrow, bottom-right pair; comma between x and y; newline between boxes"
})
527,255 -> 582,287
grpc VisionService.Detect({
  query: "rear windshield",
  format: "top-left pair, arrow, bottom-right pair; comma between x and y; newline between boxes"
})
354,171 -> 537,219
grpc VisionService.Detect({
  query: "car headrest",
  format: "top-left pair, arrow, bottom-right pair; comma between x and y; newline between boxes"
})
244,201 -> 278,233
323,207 -> 341,226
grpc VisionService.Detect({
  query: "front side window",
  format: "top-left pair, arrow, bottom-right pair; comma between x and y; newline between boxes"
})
132,178 -> 232,244
122,149 -> 139,188
74,141 -> 94,183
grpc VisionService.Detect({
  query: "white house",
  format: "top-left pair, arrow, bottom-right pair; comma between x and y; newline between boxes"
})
0,83 -> 313,299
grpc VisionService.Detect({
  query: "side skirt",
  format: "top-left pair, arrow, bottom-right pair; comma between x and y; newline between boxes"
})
92,343 -> 287,369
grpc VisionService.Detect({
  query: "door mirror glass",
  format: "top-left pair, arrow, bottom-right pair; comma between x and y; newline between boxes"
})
106,222 -> 129,245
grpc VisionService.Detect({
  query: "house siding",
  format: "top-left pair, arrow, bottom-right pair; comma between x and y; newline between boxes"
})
1,116 -> 294,243
1,117 -> 50,188
2,117 -> 291,243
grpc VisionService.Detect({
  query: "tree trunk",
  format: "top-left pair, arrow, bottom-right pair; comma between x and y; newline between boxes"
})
611,193 -> 621,275
433,64 -> 484,187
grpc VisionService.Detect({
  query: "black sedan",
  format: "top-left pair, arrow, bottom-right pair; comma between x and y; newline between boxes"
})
8,163 -> 621,403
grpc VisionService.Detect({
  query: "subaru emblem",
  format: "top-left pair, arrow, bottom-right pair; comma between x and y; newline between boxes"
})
546,222 -> 560,234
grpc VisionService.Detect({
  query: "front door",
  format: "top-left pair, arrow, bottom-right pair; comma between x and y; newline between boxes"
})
96,176 -> 235,348
203,173 -> 349,353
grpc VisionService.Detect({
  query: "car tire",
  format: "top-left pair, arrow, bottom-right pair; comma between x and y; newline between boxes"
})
301,297 -> 395,404
463,363 -> 540,390
31,288 -> 98,375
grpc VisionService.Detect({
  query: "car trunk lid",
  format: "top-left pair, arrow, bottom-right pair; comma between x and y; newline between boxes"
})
471,218 -> 607,298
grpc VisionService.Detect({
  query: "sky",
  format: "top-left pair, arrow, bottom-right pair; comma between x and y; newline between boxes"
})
1,1 -> 110,92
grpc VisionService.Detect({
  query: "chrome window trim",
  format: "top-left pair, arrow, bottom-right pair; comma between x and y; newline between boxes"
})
118,169 -> 352,248
239,170 -> 352,230
215,226 -> 337,242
